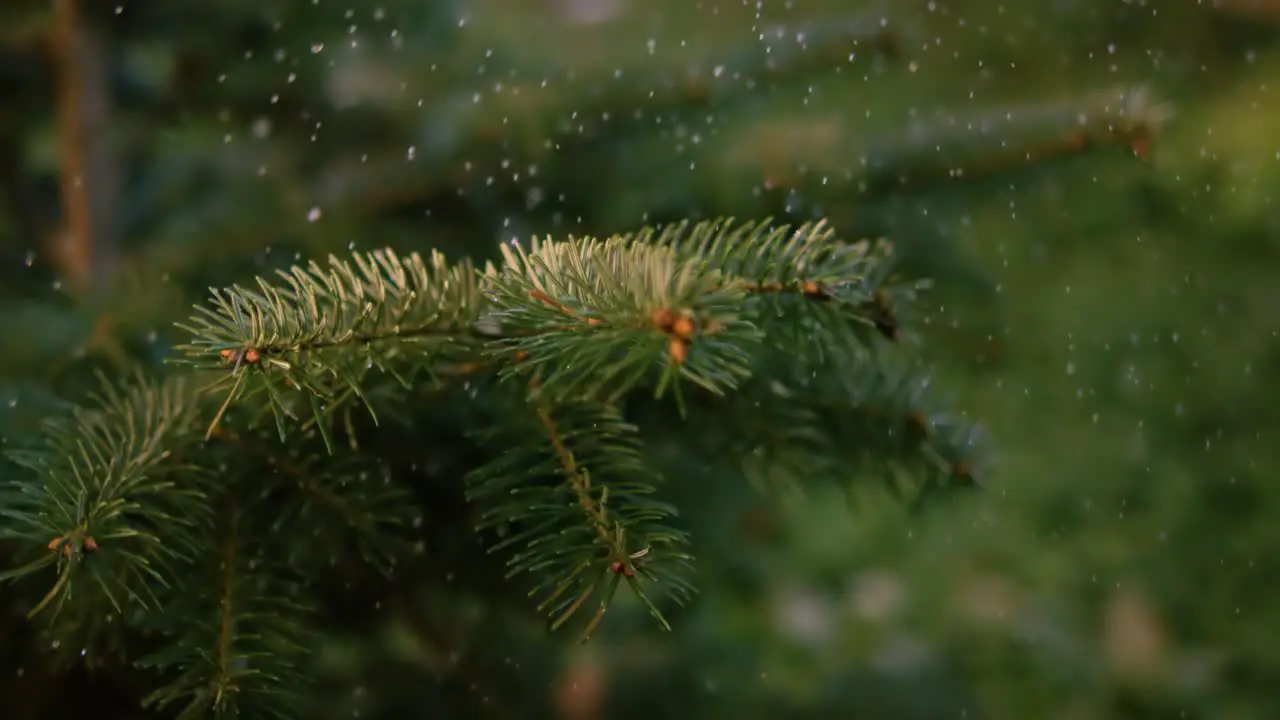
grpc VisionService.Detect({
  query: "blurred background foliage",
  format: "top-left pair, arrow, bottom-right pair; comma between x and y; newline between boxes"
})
2,0 -> 1279,718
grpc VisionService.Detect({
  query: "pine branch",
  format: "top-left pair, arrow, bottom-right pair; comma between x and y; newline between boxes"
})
420,12 -> 900,163
135,492 -> 316,720
173,248 -> 484,448
175,219 -> 903,424
481,229 -> 760,403
731,84 -> 1174,197
0,212 -> 992,717
0,372 -> 208,617
465,396 -> 693,642
164,217 -> 932,639
251,434 -> 418,577
722,355 -> 986,502
1212,0 -> 1280,23
651,217 -> 912,356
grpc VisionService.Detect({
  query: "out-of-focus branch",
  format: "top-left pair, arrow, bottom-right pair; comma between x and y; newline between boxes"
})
1212,0 -> 1280,22
51,0 -> 117,294
554,650 -> 604,720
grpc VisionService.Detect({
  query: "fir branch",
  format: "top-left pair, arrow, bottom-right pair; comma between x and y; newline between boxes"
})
424,12 -> 899,165
714,355 -> 985,501
733,84 -> 1174,198
465,397 -> 694,642
165,216 -> 977,644
173,248 -> 484,447
136,493 -> 316,720
0,372 -> 208,617
481,230 -> 760,403
256,437 -> 417,577
653,217 -> 910,356
1213,0 -> 1280,23
174,218 -> 904,424
861,84 -> 1174,179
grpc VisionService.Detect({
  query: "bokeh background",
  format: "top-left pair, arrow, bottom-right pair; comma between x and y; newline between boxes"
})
2,1 -> 1279,718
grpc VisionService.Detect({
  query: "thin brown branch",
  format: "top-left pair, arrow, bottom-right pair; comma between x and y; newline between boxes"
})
1212,0 -> 1280,22
214,495 -> 239,708
529,380 -> 623,560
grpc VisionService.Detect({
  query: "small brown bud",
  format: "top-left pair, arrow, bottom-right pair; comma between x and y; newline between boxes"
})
671,315 -> 696,339
801,281 -> 831,301
651,307 -> 678,331
668,337 -> 689,364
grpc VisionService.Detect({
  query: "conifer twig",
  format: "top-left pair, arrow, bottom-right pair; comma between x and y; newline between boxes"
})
4,218 -> 981,683
169,219 -> 936,638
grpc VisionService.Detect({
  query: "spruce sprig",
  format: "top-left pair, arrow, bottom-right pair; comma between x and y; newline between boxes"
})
165,217 -> 948,638
173,248 -> 483,447
135,493 -> 316,720
481,232 -> 760,404
0,217 -> 986,718
466,396 -> 694,643
702,353 -> 985,501
0,372 -> 208,617
658,217 -> 911,360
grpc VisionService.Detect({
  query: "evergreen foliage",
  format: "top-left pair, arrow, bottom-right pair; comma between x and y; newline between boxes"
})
2,218 -> 978,714
4,1 -> 1280,719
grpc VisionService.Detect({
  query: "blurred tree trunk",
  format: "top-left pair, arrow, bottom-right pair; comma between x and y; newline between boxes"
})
52,0 -> 117,293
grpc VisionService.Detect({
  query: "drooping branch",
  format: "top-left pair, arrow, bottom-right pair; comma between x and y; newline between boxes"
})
465,396 -> 694,642
135,491 -> 317,719
0,373 -> 209,617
